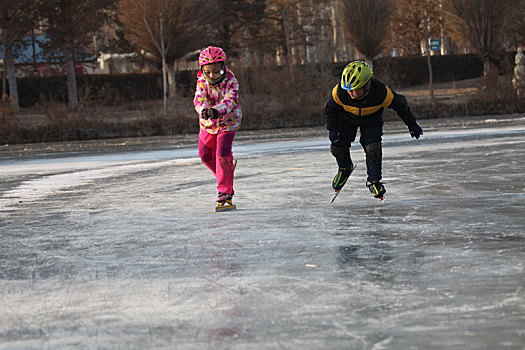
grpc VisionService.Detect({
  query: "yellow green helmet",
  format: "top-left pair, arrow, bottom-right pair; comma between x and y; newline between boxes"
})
341,60 -> 373,91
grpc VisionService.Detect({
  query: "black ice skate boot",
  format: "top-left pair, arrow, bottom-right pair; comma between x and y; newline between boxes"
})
366,181 -> 386,199
332,164 -> 356,191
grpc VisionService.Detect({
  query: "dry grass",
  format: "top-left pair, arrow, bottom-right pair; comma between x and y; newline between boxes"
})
391,74 -> 525,120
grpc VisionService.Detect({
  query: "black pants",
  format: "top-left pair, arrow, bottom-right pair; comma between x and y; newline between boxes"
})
330,118 -> 383,182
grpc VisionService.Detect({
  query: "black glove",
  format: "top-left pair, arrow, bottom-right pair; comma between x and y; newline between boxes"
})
408,123 -> 423,139
208,108 -> 218,119
329,130 -> 340,143
202,108 -> 218,120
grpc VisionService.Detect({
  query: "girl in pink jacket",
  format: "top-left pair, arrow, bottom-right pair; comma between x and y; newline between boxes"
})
194,46 -> 242,210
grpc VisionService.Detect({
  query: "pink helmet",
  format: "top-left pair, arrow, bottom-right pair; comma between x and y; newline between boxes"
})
199,46 -> 226,66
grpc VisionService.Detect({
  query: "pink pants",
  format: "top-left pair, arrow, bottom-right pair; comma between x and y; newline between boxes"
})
198,130 -> 236,194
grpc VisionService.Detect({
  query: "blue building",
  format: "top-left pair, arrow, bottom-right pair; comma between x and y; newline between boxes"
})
0,34 -> 96,77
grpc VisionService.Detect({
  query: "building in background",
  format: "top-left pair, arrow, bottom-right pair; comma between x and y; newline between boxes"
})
0,33 -> 160,78
96,52 -> 157,74
0,34 -> 98,78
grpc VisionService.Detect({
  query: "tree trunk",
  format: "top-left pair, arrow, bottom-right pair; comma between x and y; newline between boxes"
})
483,60 -> 492,78
425,19 -> 434,99
2,68 -> 6,98
159,10 -> 167,115
366,56 -> 373,70
161,56 -> 167,114
5,43 -> 19,112
281,8 -> 293,73
64,45 -> 78,110
426,50 -> 434,99
168,62 -> 177,99
482,59 -> 497,89
331,0 -> 339,62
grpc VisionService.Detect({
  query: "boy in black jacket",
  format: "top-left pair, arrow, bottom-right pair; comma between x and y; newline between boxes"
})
325,60 -> 423,200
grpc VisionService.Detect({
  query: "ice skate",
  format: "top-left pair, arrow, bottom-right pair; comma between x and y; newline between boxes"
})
330,164 -> 356,203
215,193 -> 236,212
367,181 -> 386,201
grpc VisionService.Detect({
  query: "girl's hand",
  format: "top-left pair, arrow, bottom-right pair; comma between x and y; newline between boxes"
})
202,108 -> 218,119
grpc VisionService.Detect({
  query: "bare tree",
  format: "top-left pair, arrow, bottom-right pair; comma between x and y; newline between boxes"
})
391,0 -> 440,56
330,0 -> 340,62
214,0 -> 267,58
443,0 -> 521,82
338,0 -> 393,65
259,0 -> 329,69
506,0 -> 525,49
296,0 -> 333,65
36,0 -> 116,110
118,0 -> 214,110
263,0 -> 297,71
391,0 -> 441,97
0,0 -> 36,111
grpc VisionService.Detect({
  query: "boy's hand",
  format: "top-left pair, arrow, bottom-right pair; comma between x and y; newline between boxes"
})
329,130 -> 340,143
409,123 -> 423,139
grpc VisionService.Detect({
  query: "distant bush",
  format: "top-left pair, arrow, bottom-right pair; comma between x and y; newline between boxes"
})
374,54 -> 485,88
338,52 -> 518,89
17,75 -> 69,108
330,53 -> 488,88
2,71 -> 201,108
11,73 -> 164,108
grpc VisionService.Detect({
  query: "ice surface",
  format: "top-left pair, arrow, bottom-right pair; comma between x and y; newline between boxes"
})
0,117 -> 524,349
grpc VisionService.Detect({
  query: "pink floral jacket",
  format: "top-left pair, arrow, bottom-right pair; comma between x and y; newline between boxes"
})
193,67 -> 242,134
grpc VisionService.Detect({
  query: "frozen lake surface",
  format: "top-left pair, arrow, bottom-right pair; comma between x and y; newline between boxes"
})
1,116 -> 524,349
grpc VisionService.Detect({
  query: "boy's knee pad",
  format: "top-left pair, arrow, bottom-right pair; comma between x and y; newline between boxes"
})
365,142 -> 382,162
331,143 -> 349,158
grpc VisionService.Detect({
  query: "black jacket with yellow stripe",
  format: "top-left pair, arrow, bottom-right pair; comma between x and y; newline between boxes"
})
325,78 -> 417,130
